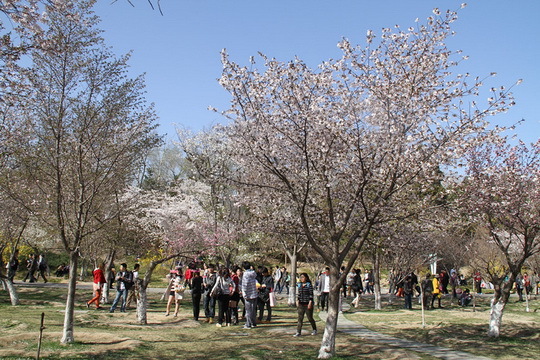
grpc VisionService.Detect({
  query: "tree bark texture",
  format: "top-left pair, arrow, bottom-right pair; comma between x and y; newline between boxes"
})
373,252 -> 382,310
61,251 -> 79,344
1,278 -> 20,305
287,252 -> 298,307
317,268 -> 340,359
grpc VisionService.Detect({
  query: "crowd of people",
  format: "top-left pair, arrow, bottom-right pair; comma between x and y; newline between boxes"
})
4,250 -> 539,334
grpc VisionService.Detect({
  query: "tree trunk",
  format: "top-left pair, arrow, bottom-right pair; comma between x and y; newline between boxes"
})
137,259 -> 160,324
487,277 -> 513,337
318,267 -> 340,359
79,258 -> 85,281
488,297 -> 505,337
102,249 -> 116,304
1,278 -> 20,305
61,251 -> 79,344
373,252 -> 382,310
137,285 -> 148,325
287,251 -> 298,307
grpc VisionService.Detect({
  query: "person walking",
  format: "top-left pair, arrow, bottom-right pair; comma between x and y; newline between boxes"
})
36,254 -> 48,283
241,261 -> 258,329
23,254 -> 37,283
6,249 -> 19,283
318,267 -> 330,311
87,263 -> 106,309
294,273 -> 317,337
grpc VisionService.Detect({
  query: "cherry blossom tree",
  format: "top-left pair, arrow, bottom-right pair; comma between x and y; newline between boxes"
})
457,137 -> 540,337
121,179 -> 225,324
0,0 -> 161,343
218,6 -> 515,358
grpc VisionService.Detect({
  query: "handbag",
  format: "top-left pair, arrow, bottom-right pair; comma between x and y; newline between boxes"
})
269,290 -> 276,307
210,278 -> 223,298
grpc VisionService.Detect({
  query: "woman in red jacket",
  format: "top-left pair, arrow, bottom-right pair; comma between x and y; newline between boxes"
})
87,263 -> 107,309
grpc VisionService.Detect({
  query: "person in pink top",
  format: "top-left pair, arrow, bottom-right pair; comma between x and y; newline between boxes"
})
87,263 -> 107,309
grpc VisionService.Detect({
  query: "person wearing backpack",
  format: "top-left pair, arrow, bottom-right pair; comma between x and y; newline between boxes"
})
37,254 -> 48,283
109,263 -> 133,313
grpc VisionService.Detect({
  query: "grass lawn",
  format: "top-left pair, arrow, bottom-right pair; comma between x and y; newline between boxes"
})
1,285 -> 537,359
346,292 -> 540,360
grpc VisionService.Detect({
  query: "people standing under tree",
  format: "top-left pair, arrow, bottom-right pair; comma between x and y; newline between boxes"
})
203,264 -> 217,323
317,267 -> 330,311
294,273 -> 317,337
440,269 -> 450,294
450,270 -> 459,299
87,262 -> 106,310
523,272 -> 532,299
346,269 -> 356,298
273,265 -> 282,294
473,271 -> 482,294
109,263 -> 133,313
241,261 -> 258,329
421,273 -> 433,310
126,263 -> 140,309
165,269 -> 185,317
230,266 -> 241,325
363,269 -> 374,294
6,249 -> 19,283
431,274 -> 443,309
410,271 -> 420,297
403,275 -> 413,309
351,269 -> 364,308
190,270 -> 203,321
515,273 -> 525,302
257,267 -> 274,323
280,266 -> 289,295
212,267 -> 234,327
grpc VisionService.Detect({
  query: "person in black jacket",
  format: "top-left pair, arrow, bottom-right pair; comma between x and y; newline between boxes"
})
109,263 -> 133,313
6,249 -> 19,283
257,267 -> 274,323
191,271 -> 203,321
294,273 -> 317,337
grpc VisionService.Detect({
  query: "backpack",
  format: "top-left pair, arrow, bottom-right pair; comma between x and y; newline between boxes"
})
123,271 -> 134,290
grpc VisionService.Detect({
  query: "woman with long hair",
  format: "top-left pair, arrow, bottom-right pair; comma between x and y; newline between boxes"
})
212,267 -> 234,327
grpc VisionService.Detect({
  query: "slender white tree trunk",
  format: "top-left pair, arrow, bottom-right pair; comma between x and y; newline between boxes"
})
1,279 -> 20,305
137,286 -> 148,324
488,297 -> 505,337
288,251 -> 298,307
61,251 -> 78,344
373,252 -> 382,310
318,268 -> 340,359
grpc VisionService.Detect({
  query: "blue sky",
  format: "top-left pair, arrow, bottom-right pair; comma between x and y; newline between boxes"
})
94,0 -> 539,143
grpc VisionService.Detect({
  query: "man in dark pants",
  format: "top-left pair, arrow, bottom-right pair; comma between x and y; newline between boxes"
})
191,271 -> 203,321
109,263 -> 133,313
203,264 -> 217,323
7,249 -> 19,283
23,254 -> 37,283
